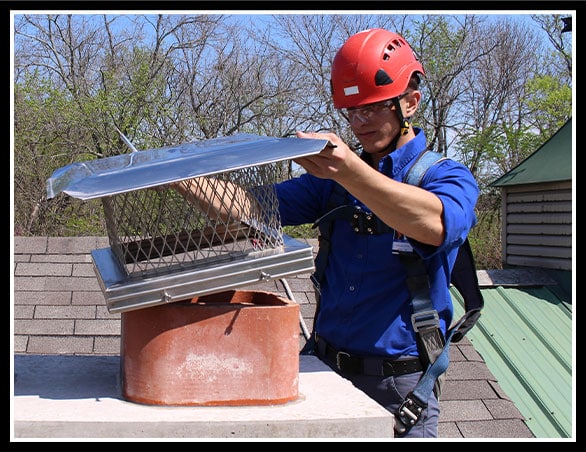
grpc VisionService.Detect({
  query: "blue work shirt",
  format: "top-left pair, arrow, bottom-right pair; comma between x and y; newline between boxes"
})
274,128 -> 479,359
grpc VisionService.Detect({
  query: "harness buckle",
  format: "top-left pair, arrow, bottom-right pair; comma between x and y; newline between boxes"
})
336,351 -> 352,371
411,309 -> 440,332
309,273 -> 321,292
350,208 -> 378,235
394,392 -> 427,434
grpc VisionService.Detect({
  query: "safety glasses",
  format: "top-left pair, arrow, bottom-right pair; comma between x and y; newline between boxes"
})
339,93 -> 409,123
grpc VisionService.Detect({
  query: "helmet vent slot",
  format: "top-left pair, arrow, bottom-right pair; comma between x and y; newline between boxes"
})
375,69 -> 393,86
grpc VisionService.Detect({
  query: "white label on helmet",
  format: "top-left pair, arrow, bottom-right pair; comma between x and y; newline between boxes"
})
344,86 -> 359,96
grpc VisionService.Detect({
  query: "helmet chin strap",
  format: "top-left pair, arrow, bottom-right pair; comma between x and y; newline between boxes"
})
376,97 -> 410,155
392,96 -> 411,136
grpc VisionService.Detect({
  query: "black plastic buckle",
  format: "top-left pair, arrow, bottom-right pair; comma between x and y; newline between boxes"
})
350,209 -> 377,235
335,351 -> 364,374
394,392 -> 427,434
336,351 -> 352,370
309,273 -> 321,292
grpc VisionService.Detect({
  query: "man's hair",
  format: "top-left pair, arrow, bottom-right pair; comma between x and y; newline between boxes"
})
408,74 -> 421,91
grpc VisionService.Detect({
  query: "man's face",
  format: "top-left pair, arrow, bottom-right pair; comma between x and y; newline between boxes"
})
345,99 -> 402,154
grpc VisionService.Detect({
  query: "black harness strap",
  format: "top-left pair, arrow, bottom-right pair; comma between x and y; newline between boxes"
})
301,186 -> 348,355
448,237 -> 484,342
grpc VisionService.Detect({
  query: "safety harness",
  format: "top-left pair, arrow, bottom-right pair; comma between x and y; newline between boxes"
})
302,149 -> 484,435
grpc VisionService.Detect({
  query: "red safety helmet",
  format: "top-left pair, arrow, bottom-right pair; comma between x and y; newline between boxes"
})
331,29 -> 425,109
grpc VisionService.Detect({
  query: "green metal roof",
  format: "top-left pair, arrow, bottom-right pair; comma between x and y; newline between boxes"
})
490,119 -> 573,187
451,281 -> 573,438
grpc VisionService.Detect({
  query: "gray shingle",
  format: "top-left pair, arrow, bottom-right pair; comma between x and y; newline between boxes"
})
440,400 -> 493,422
456,419 -> 534,438
484,398 -> 526,420
27,335 -> 94,355
12,236 -> 536,439
441,380 -> 499,401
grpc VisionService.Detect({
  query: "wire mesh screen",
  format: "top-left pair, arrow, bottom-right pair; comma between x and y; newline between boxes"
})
102,163 -> 284,279
46,133 -> 326,312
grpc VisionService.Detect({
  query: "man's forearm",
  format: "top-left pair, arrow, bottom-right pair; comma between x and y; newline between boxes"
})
172,177 -> 256,224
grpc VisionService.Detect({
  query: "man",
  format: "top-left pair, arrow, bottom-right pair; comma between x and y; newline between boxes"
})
175,28 -> 479,437
273,28 -> 480,437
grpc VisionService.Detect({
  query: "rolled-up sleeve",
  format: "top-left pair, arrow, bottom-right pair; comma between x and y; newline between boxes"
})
411,159 -> 479,259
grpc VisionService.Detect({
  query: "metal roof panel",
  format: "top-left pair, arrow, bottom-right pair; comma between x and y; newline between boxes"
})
491,119 -> 572,187
452,283 -> 573,438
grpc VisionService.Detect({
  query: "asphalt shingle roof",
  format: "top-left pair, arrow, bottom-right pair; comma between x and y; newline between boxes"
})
12,235 -> 534,439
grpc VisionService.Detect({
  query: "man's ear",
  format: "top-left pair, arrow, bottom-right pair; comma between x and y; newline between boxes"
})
404,90 -> 421,116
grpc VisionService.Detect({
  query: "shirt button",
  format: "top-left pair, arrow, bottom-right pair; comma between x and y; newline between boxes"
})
349,286 -> 355,292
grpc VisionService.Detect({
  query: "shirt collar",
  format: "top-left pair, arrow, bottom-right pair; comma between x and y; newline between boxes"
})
360,127 -> 427,178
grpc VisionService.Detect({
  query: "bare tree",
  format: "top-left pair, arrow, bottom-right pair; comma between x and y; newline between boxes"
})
13,14 -> 229,234
13,12 -> 572,244
531,14 -> 572,79
453,18 -> 542,181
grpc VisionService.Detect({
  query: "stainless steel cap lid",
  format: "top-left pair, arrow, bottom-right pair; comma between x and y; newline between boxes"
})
46,133 -> 329,200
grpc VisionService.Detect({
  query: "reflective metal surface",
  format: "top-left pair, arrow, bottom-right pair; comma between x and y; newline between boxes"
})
93,235 -> 315,313
46,133 -> 328,200
46,133 -> 324,312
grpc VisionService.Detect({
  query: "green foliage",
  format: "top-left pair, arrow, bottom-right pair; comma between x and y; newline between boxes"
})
283,224 -> 319,240
34,198 -> 107,237
14,72 -> 90,236
12,13 -> 572,266
468,190 -> 503,270
62,202 -> 108,236
525,75 -> 572,133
